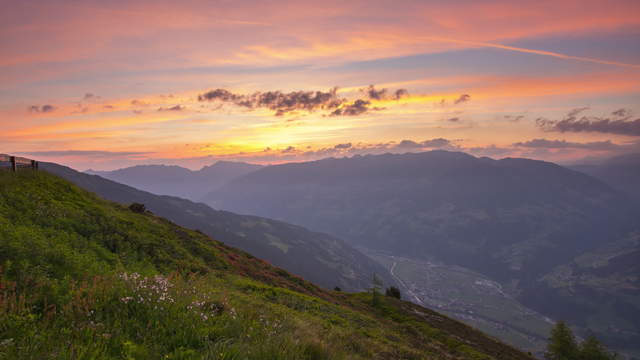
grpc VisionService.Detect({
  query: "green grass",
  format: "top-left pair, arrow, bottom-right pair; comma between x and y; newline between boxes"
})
0,170 -> 533,359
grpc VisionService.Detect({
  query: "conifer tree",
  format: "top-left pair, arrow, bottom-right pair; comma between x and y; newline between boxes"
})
579,335 -> 616,360
545,321 -> 578,360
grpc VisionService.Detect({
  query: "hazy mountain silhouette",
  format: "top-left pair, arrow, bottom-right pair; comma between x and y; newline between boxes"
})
87,161 -> 262,201
203,150 -> 640,353
571,153 -> 640,200
43,162 -> 395,292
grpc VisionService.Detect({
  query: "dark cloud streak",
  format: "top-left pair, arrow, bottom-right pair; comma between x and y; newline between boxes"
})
334,143 -> 352,149
513,138 -> 620,150
157,105 -> 185,111
454,94 -> 470,104
198,85 -> 407,117
361,85 -> 408,100
330,99 -> 379,116
537,109 -> 640,136
198,87 -> 343,116
28,104 -> 56,113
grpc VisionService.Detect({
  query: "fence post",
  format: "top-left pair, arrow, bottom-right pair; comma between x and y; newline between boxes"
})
10,156 -> 16,172
35,161 -> 39,170
31,160 -> 36,170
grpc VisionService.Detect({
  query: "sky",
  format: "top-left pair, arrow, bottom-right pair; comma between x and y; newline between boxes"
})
1,0 -> 639,170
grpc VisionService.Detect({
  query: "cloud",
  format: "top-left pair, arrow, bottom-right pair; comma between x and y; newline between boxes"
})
157,105 -> 185,111
537,109 -> 640,136
28,104 -> 56,113
131,99 -> 148,106
454,94 -> 471,104
394,89 -> 409,99
395,138 -> 455,150
41,104 -> 55,112
424,36 -> 640,70
447,117 -> 460,122
361,85 -> 409,100
198,85 -> 406,116
567,107 -> 589,117
198,87 -> 343,116
334,143 -> 352,149
513,138 -> 620,151
422,138 -> 453,148
258,138 -> 460,163
197,89 -> 243,102
18,150 -> 151,158
504,115 -> 525,122
395,139 -> 421,149
612,108 -> 631,118
259,89 -> 344,116
84,93 -> 95,100
330,99 -> 382,116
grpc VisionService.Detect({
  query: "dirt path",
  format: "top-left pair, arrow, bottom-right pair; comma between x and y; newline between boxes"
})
390,260 -> 424,305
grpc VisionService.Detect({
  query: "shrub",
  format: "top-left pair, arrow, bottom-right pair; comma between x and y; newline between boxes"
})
129,203 -> 146,213
385,286 -> 401,299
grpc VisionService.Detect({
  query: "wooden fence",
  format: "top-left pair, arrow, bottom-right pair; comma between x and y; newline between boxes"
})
0,154 -> 39,171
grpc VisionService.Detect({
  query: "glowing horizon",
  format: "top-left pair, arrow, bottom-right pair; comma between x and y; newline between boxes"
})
1,0 -> 639,170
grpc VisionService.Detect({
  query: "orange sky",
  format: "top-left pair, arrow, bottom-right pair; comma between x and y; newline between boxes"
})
1,0 -> 639,170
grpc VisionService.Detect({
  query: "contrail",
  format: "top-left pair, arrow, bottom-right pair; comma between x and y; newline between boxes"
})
420,36 -> 640,70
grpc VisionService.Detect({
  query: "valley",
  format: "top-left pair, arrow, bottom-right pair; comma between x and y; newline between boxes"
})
203,150 -> 640,356
362,249 -> 553,356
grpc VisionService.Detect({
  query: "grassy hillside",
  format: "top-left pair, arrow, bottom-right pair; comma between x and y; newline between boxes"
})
0,170 -> 533,359
42,162 -> 395,292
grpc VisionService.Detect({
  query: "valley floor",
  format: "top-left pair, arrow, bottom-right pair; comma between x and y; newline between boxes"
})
361,248 -> 554,357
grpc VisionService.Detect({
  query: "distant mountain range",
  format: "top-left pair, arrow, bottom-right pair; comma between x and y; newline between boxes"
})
570,153 -> 640,200
87,161 -> 262,201
43,162 -> 395,292
202,150 -> 640,357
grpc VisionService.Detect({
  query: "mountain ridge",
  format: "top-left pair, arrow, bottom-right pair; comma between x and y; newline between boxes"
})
202,150 -> 640,356
570,152 -> 640,200
87,160 -> 263,201
43,161 -> 395,292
